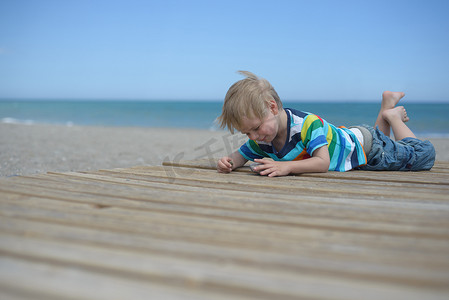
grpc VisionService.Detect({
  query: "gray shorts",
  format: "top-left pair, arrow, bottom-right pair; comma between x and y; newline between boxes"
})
355,125 -> 435,171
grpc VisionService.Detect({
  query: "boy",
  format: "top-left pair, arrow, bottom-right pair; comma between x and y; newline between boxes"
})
217,71 -> 435,177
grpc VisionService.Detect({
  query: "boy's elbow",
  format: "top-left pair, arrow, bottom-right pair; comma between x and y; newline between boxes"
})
319,159 -> 330,173
312,146 -> 330,173
319,164 -> 329,173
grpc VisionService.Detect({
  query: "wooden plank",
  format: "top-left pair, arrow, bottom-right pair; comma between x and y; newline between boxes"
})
2,216 -> 448,272
162,159 -> 449,185
3,193 -> 449,260
159,162 -> 449,190
0,177 -> 448,268
2,176 -> 449,240
110,164 -> 449,191
2,168 -> 444,250
67,169 -> 449,204
92,167 -> 449,202
0,255 -> 244,300
164,159 -> 449,170
1,160 -> 449,300
2,188 -> 449,259
1,232 -> 449,300
5,172 -> 449,216
4,171 -> 446,232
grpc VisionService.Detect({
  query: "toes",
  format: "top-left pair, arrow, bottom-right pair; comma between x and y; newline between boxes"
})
402,108 -> 409,122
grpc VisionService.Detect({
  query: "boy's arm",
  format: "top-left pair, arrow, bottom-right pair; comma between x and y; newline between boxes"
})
254,146 -> 330,177
217,150 -> 248,173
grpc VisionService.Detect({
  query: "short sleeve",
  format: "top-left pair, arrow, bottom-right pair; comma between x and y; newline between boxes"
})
301,114 -> 328,156
238,140 -> 266,161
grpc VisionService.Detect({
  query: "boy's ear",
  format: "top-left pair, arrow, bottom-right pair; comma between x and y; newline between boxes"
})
269,99 -> 279,115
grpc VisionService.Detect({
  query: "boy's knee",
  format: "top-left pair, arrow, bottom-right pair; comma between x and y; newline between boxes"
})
399,138 -> 435,171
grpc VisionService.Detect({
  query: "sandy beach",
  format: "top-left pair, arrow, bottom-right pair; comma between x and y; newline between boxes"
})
1,123 -> 448,177
0,123 -> 247,177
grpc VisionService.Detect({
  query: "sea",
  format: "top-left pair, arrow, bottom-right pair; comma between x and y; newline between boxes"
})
1,100 -> 448,137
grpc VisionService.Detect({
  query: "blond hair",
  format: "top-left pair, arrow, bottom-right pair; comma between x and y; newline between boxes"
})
217,71 -> 282,133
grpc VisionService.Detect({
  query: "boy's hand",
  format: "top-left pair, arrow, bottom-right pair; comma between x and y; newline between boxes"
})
217,157 -> 234,173
253,158 -> 291,177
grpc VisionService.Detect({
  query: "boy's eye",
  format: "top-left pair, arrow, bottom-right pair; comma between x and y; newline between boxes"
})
242,124 -> 260,135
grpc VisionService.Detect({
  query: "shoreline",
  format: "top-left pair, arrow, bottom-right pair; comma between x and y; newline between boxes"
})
1,123 -> 448,178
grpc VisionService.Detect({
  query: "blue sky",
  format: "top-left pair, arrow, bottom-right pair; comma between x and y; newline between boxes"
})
1,0 -> 448,101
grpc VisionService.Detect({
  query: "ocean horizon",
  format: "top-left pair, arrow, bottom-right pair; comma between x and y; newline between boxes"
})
1,99 -> 448,137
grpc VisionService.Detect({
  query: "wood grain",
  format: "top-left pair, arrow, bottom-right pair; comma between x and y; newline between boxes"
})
1,161 -> 448,299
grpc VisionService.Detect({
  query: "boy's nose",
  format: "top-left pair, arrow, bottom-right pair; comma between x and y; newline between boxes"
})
248,132 -> 258,140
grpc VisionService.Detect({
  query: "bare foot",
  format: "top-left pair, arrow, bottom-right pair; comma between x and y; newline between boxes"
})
382,106 -> 410,123
381,91 -> 405,110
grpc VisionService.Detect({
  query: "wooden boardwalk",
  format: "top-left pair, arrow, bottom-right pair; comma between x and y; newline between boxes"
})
1,159 -> 449,300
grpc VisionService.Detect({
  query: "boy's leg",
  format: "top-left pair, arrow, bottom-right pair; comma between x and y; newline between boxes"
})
374,91 -> 406,136
382,106 -> 416,140
362,91 -> 434,171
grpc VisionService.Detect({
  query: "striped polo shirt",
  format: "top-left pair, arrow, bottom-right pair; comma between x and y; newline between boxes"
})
238,108 -> 367,172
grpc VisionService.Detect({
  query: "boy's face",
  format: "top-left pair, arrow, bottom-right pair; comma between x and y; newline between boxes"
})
239,110 -> 279,143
